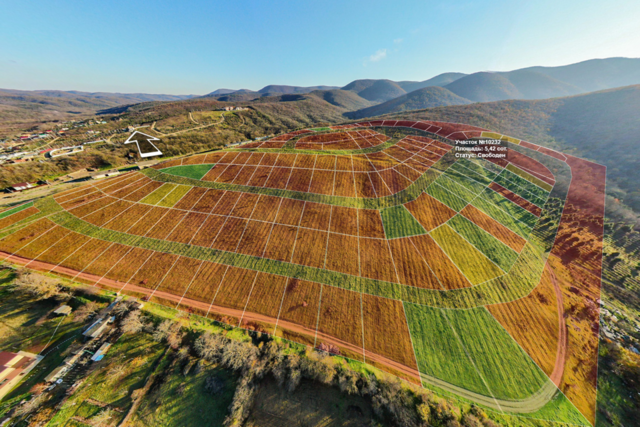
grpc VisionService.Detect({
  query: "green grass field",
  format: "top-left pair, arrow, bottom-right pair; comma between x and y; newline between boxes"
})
380,205 -> 426,238
131,359 -> 237,426
443,168 -> 488,194
471,194 -> 533,239
447,214 -> 519,271
161,164 -> 214,180
434,175 -> 477,202
480,188 -> 539,227
0,202 -> 34,220
426,182 -> 468,212
405,303 -> 550,400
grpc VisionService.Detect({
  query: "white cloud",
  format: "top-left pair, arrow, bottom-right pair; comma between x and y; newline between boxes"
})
369,49 -> 387,62
394,38 -> 403,44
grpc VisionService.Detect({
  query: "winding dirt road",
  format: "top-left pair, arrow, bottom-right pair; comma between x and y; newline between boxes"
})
0,249 -> 571,414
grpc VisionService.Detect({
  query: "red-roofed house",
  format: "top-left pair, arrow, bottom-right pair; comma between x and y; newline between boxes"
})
0,351 -> 42,399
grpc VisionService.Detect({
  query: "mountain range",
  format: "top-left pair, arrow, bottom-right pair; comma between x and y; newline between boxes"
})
2,57 -> 640,132
202,57 -> 640,118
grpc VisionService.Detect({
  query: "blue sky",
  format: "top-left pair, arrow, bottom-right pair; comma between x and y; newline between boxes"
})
1,0 -> 639,94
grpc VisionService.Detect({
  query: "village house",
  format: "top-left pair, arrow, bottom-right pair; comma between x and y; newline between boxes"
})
0,351 -> 42,399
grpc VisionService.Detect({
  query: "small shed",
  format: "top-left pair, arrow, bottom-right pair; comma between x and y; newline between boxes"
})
91,343 -> 112,362
44,366 -> 67,383
53,305 -> 73,316
83,319 -> 108,340
63,351 -> 83,367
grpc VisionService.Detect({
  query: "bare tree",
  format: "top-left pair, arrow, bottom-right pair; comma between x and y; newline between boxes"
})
338,371 -> 358,395
152,319 -> 173,342
13,392 -> 47,417
12,272 -> 68,301
74,301 -> 101,322
286,354 -> 301,392
165,324 -> 184,350
121,310 -> 144,334
223,374 -> 256,427
76,285 -> 100,298
90,408 -> 114,427
194,332 -> 226,361
107,364 -> 127,383
221,340 -> 258,371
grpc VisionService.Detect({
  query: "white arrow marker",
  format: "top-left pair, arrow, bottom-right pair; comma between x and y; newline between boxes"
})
124,131 -> 163,158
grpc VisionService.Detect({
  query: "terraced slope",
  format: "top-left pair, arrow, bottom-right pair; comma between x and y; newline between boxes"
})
0,120 -> 605,426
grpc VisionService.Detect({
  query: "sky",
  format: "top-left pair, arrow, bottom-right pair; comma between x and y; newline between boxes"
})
1,0 -> 639,95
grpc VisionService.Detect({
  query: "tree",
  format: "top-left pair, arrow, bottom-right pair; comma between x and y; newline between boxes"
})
195,332 -> 226,361
107,364 -> 127,383
338,371 -> 358,395
223,374 -> 256,427
112,300 -> 137,317
90,408 -> 114,427
165,325 -> 184,350
74,301 -> 101,322
461,414 -> 483,427
121,310 -> 144,334
221,340 -> 258,371
286,353 -> 301,392
152,320 -> 182,348
13,393 -> 47,417
12,271 -> 68,301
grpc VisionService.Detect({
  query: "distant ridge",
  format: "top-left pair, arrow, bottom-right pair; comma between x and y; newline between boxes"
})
258,85 -> 340,95
346,86 -> 472,119
396,72 -> 468,93
341,79 -> 406,103
207,88 -> 236,96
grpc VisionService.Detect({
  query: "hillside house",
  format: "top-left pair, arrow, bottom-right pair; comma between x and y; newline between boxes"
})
0,351 -> 42,399
10,182 -> 34,192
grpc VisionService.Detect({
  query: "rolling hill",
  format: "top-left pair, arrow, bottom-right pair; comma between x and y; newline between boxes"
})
396,72 -> 468,92
342,79 -> 407,102
202,57 -> 640,108
442,58 -> 640,102
0,89 -> 194,132
308,89 -> 376,111
523,57 -> 640,93
443,70 -> 583,102
346,86 -> 471,119
257,85 -> 340,94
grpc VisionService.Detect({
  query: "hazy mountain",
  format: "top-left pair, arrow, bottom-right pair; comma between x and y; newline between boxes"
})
342,79 -> 406,103
340,73 -> 467,103
442,58 -> 640,102
396,72 -> 467,93
524,57 -> 640,93
2,89 -> 194,103
213,91 -> 260,102
444,72 -> 522,102
444,69 -> 584,102
205,57 -> 640,106
346,86 -> 471,119
309,89 -> 376,111
258,85 -> 340,95
0,88 -> 194,131
500,69 -> 582,99
207,88 -> 236,95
